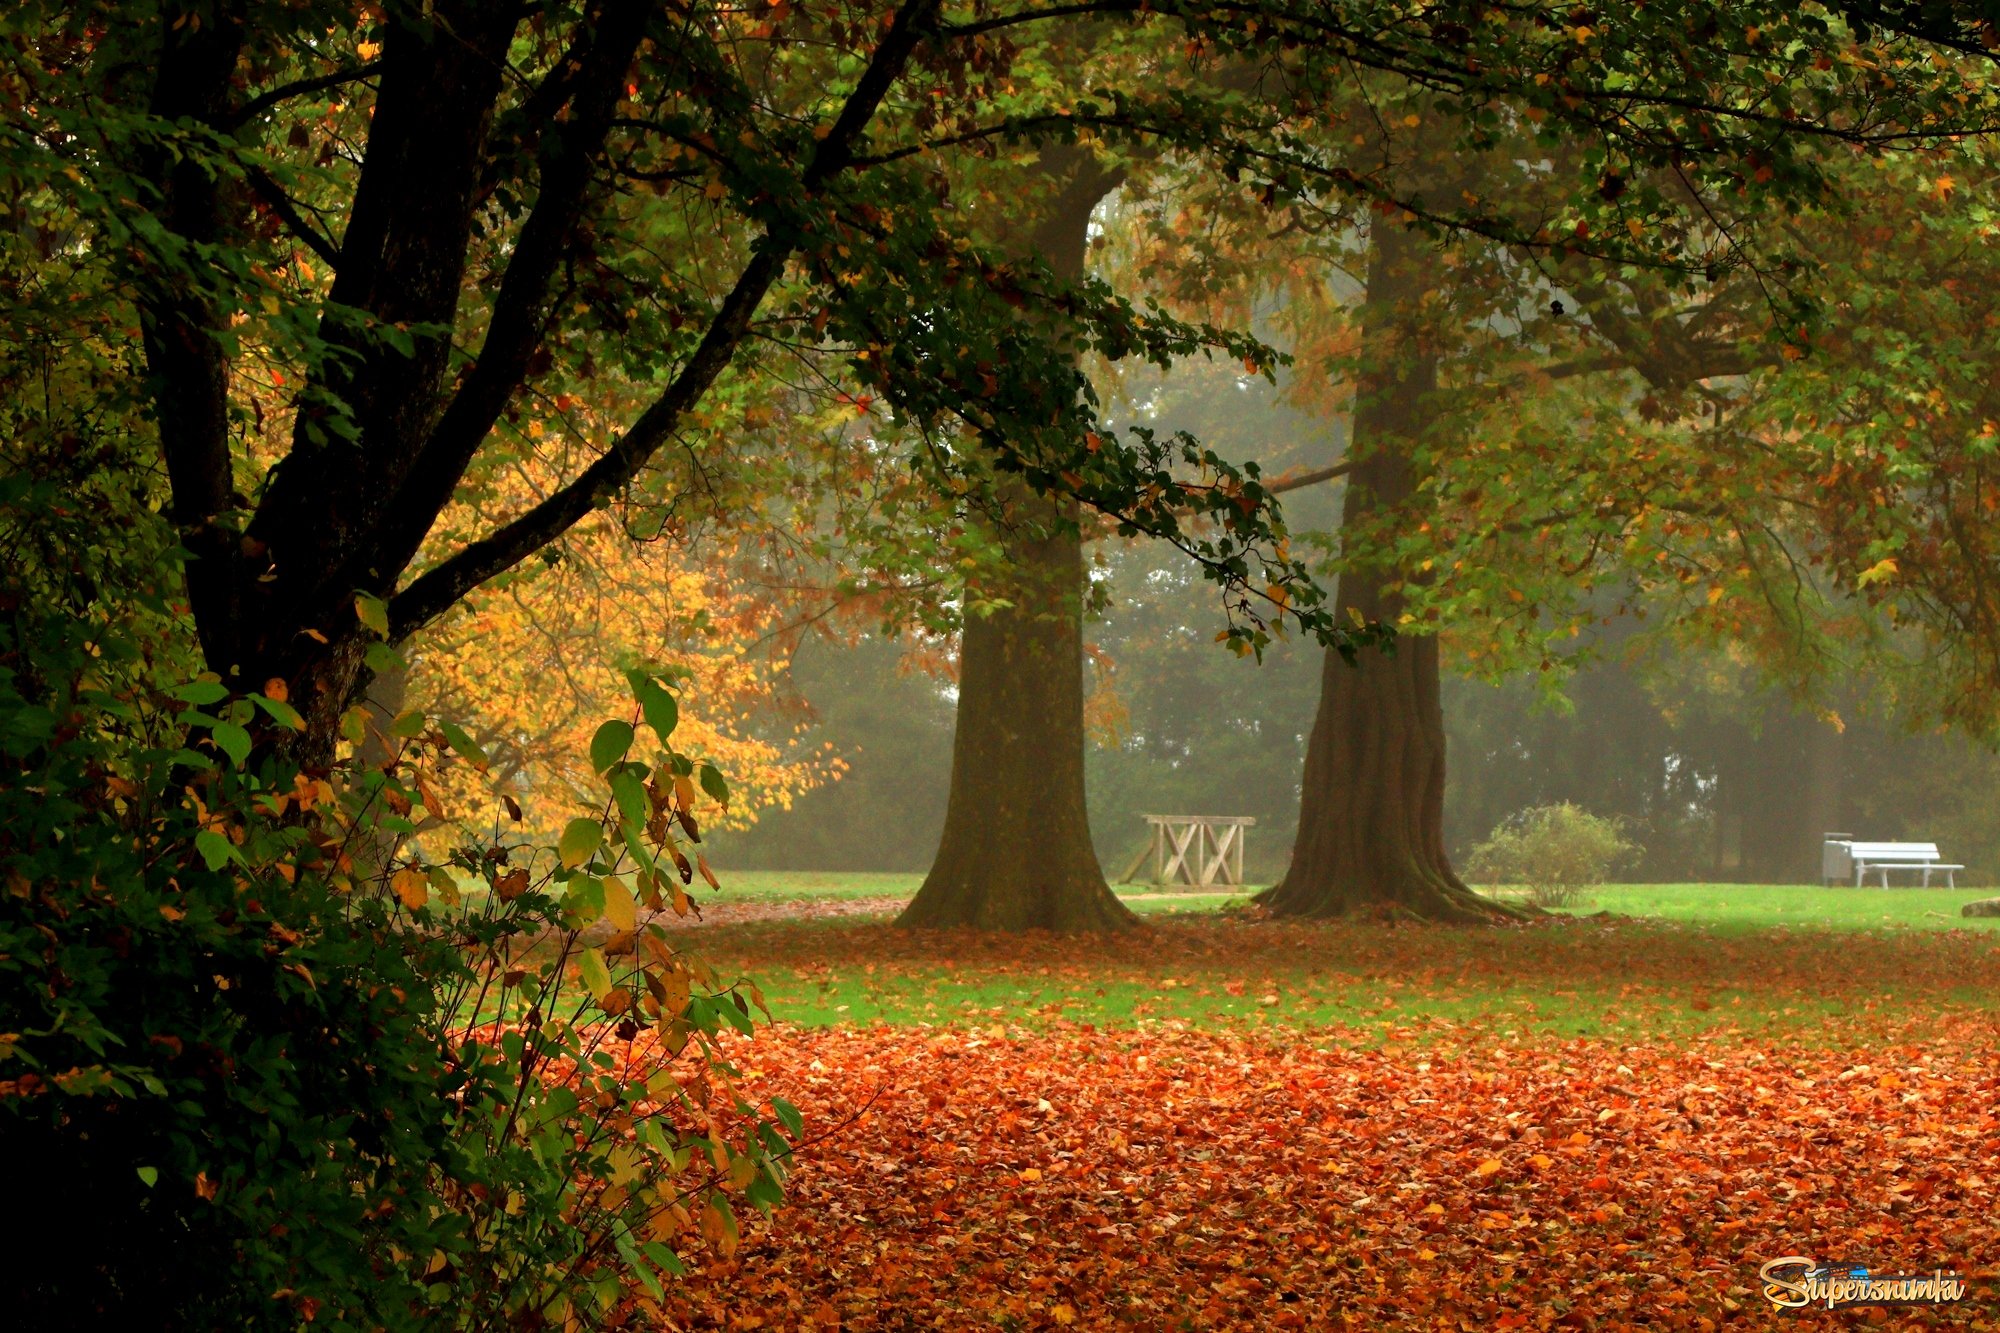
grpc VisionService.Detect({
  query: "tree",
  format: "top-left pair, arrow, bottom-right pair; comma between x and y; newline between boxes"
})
898,152 -> 1140,931
1253,217 -> 1521,918
28,0 -> 1350,781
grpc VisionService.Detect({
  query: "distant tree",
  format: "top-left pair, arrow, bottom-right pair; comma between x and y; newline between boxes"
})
711,634 -> 957,873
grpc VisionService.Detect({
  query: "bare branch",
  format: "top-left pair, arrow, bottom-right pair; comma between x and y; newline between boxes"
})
244,165 -> 342,268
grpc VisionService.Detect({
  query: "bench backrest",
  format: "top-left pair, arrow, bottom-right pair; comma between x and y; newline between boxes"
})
1848,842 -> 1942,862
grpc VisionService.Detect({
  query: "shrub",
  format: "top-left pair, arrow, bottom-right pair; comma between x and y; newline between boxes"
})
0,471 -> 790,1328
1466,803 -> 1637,908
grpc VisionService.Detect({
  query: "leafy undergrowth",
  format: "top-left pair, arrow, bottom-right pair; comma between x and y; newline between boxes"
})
683,915 -> 2000,1038
646,1017 -> 2000,1330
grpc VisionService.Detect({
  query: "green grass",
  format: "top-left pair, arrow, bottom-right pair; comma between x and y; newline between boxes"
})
709,870 -> 1250,915
705,870 -> 922,902
670,875 -> 2000,1045
1543,881 -> 1997,931
711,871 -> 2000,931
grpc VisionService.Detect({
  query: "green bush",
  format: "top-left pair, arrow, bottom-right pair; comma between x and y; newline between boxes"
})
0,470 -> 789,1328
1466,803 -> 1637,908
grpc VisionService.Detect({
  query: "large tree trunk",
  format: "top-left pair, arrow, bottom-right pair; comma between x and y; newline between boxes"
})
898,484 -> 1134,931
898,156 -> 1135,932
1259,223 -> 1516,923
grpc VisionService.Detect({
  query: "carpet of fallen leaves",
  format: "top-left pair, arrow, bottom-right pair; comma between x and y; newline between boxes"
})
649,1014 -> 2000,1331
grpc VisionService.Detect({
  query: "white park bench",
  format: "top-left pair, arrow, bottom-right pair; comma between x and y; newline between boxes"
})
1823,837 -> 1964,889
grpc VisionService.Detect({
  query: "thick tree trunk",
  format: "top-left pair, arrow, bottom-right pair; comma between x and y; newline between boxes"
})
898,155 -> 1134,932
898,484 -> 1134,931
1259,224 -> 1516,922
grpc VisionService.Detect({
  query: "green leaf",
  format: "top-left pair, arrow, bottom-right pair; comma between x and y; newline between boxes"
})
718,995 -> 755,1036
642,1241 -> 687,1277
559,817 -> 602,869
770,1096 -> 804,1139
171,679 -> 229,705
699,762 -> 730,809
210,721 -> 251,768
363,641 -> 407,675
576,946 -> 613,1003
438,719 -> 490,770
250,694 -> 306,731
591,720 -> 635,775
608,766 -> 649,834
563,876 -> 606,927
354,592 -> 390,638
136,1166 -> 159,1188
633,675 -> 678,743
390,709 -> 428,739
745,1169 -> 785,1212
194,830 -> 237,870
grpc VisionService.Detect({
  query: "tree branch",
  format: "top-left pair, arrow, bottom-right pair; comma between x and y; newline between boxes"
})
225,60 -> 383,129
1263,458 -> 1359,495
138,2 -> 250,674
387,0 -> 945,638
347,0 -> 657,602
244,165 -> 343,268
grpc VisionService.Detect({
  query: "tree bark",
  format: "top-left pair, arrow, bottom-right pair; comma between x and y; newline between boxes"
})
898,483 -> 1134,931
898,154 -> 1135,932
1258,222 -> 1517,922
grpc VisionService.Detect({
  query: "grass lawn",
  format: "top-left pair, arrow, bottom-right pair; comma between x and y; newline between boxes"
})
702,870 -> 923,902
1549,881 -> 1998,932
672,875 -> 2000,1042
717,869 -> 1998,929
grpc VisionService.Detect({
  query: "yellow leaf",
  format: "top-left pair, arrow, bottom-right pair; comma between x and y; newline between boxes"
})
392,867 -> 428,910
703,179 -> 727,201
603,873 -> 637,933
1706,585 -> 1725,606
660,967 -> 691,1017
1857,556 -> 1899,587
1529,1153 -> 1554,1171
1474,1158 -> 1504,1177
559,817 -> 601,869
1018,1168 -> 1043,1182
1052,1304 -> 1078,1325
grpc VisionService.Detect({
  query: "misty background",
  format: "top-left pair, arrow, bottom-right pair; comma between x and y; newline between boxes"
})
714,368 -> 2000,887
